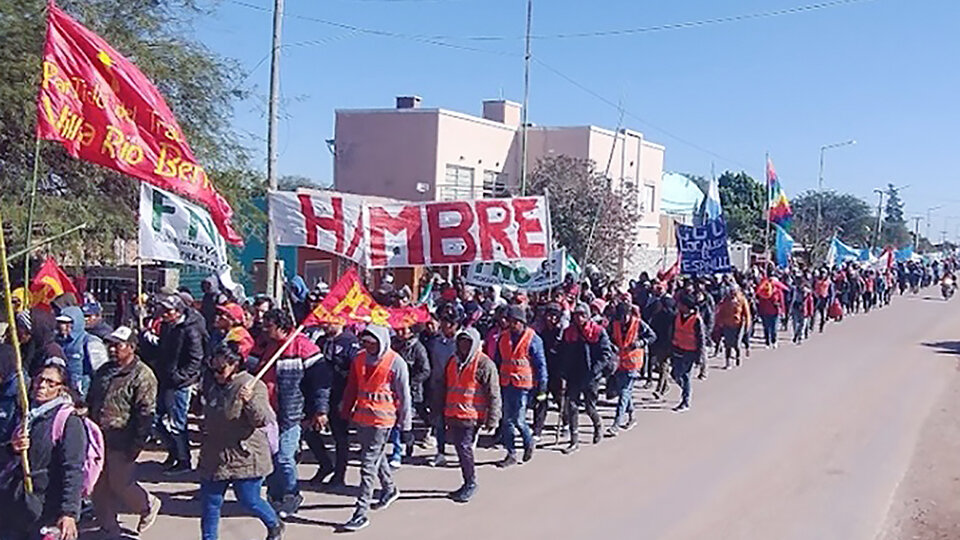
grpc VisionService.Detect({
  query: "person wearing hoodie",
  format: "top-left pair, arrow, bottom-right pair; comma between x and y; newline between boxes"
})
54,306 -> 108,398
339,325 -> 412,533
432,328 -> 501,504
200,276 -> 222,335
81,302 -> 113,341
560,303 -> 614,454
15,310 -> 64,377
607,301 -> 655,436
494,305 -> 547,467
388,324 -> 429,467
424,311 -> 461,467
139,294 -> 208,475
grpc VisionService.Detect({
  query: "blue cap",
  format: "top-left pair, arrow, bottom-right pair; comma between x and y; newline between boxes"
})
81,302 -> 102,316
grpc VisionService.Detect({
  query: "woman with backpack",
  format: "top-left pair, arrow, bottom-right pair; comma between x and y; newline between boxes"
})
198,344 -> 283,540
2,363 -> 87,540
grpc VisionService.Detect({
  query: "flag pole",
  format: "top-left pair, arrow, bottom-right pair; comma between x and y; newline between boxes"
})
0,208 -> 34,493
763,152 -> 771,273
23,136 -> 42,287
248,323 -> 305,386
136,257 -> 144,329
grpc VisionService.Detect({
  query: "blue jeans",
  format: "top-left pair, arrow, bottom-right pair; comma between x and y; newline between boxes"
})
671,351 -> 697,406
200,478 -> 278,540
389,426 -> 403,462
267,424 -> 301,501
501,386 -> 532,454
613,371 -> 636,427
155,386 -> 193,463
761,314 -> 779,346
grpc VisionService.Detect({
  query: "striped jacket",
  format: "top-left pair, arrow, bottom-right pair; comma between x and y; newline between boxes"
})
249,333 -> 322,429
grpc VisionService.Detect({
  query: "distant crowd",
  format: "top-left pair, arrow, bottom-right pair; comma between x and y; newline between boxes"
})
1,257 -> 955,538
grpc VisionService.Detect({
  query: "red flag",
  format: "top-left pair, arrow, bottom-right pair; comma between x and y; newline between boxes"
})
29,257 -> 78,308
303,269 -> 430,329
658,254 -> 681,282
36,2 -> 241,245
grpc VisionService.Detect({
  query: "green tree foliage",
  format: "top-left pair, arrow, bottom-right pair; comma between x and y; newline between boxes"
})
790,190 -> 874,260
716,171 -> 766,246
881,184 -> 911,247
528,155 -> 641,277
0,0 -> 262,273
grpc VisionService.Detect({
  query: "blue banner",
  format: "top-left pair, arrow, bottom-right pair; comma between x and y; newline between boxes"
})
676,217 -> 732,276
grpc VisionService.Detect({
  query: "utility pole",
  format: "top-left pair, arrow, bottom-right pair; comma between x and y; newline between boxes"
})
519,0 -> 532,195
265,0 -> 284,301
873,188 -> 885,249
912,216 -> 922,250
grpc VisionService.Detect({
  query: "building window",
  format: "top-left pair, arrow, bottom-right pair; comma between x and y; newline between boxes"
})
483,170 -> 509,198
303,260 -> 332,290
440,164 -> 475,201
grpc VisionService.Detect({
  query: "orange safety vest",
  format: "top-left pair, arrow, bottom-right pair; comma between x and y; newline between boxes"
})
672,313 -> 698,352
498,327 -> 535,390
444,352 -> 489,422
612,318 -> 644,372
351,350 -> 399,428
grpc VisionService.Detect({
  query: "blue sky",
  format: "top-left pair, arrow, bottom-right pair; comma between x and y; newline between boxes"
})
194,0 -> 960,237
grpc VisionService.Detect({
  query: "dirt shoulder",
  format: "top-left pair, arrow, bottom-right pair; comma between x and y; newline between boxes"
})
878,354 -> 960,540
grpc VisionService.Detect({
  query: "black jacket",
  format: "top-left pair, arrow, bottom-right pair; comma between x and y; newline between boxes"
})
319,330 -> 361,414
143,309 -> 208,389
392,337 -> 430,403
560,326 -> 615,386
2,400 -> 87,532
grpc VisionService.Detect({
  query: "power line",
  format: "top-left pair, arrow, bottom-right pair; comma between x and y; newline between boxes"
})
532,57 -> 752,169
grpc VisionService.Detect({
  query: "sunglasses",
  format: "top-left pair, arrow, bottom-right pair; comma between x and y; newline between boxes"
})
38,376 -> 63,388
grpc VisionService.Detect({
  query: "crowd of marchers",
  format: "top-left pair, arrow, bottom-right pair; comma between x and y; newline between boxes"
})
0,257 -> 956,538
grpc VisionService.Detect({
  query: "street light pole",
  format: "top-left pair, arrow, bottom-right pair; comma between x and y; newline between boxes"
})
816,139 -> 856,250
873,188 -> 885,249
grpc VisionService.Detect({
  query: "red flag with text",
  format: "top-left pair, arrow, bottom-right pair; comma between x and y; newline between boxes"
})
36,2 -> 241,245
29,258 -> 78,308
303,269 -> 430,329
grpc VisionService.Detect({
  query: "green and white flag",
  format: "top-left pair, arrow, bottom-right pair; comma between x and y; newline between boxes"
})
139,183 -> 229,274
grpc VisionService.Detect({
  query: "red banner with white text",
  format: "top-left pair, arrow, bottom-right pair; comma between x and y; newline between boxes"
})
36,2 -> 241,245
269,190 -> 551,268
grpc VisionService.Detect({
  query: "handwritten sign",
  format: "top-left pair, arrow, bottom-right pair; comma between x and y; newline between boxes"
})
675,217 -> 732,276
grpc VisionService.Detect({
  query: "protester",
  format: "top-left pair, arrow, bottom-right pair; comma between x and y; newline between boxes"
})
1,363 -> 86,540
715,284 -> 749,369
607,301 -> 655,436
339,325 -> 412,532
15,309 -> 63,376
87,326 -> 161,537
213,302 -> 254,359
424,310 -> 460,467
0,344 -> 22,465
140,294 -> 207,476
495,305 -> 546,466
81,302 -> 114,341
198,344 -> 284,540
433,327 -> 501,503
559,303 -> 612,454
531,302 -> 565,440
389,324 -> 430,467
249,309 -> 322,518
670,295 -> 707,412
55,306 -> 107,397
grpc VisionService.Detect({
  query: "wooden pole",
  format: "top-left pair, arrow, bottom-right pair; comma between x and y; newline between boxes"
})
23,136 -> 41,289
136,257 -> 144,329
0,209 -> 34,493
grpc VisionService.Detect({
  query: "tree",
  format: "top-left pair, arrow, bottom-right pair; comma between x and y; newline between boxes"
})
790,190 -> 874,260
278,175 -> 327,191
527,155 -> 641,277
716,171 -> 766,246
0,0 -> 262,272
882,184 -> 911,247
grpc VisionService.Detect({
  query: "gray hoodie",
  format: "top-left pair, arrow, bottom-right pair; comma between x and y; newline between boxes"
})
431,327 -> 502,429
353,325 -> 413,432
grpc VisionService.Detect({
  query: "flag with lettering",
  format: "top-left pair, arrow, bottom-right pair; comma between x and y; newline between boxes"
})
303,268 -> 430,329
36,2 -> 241,245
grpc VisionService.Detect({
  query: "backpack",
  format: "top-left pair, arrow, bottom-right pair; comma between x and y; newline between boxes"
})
51,405 -> 104,498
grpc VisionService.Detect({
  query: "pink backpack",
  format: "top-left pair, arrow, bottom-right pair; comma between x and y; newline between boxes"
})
51,406 -> 105,497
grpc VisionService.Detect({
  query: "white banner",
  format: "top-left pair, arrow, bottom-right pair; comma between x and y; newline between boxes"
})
268,189 -> 367,264
139,183 -> 229,273
464,248 -> 566,291
270,189 -> 552,269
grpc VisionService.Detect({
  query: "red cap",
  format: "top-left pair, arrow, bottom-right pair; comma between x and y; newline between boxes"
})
217,303 -> 244,323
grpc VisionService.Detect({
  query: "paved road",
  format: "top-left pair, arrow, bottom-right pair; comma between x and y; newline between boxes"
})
102,291 -> 959,540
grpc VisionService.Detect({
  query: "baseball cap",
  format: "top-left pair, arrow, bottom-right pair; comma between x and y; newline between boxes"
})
104,326 -> 136,344
55,314 -> 73,324
506,305 -> 527,322
216,303 -> 245,323
160,295 -> 186,311
81,302 -> 102,316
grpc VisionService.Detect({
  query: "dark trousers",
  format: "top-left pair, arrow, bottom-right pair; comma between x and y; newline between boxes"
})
91,449 -> 150,528
532,373 -> 564,436
565,380 -> 601,444
447,423 -> 478,486
303,410 -> 349,479
671,350 -> 697,406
